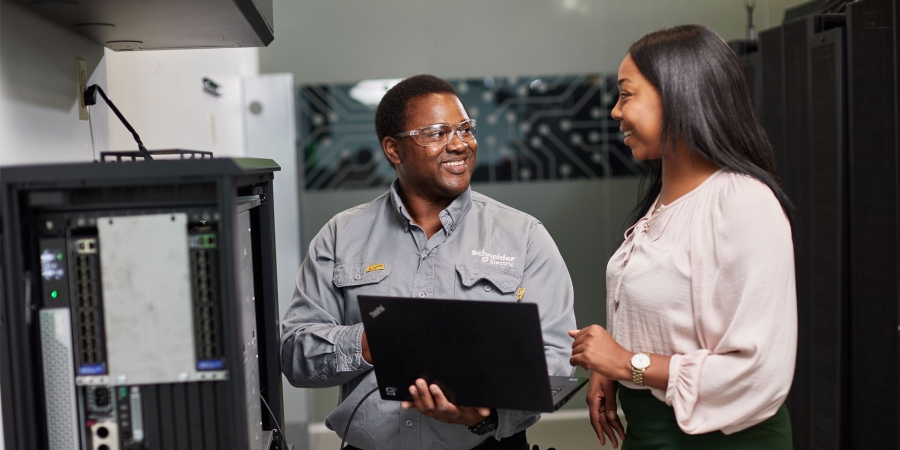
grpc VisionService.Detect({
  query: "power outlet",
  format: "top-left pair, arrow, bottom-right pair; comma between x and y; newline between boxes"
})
76,57 -> 89,120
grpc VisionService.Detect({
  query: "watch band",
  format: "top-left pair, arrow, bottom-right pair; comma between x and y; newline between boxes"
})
466,408 -> 498,435
632,365 -> 646,386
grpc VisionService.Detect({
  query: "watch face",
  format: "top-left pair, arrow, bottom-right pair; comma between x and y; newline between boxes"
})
631,353 -> 651,370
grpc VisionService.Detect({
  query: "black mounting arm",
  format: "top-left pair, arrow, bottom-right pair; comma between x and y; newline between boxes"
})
84,84 -> 153,160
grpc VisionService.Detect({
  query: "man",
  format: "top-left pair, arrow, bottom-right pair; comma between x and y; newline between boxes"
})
281,74 -> 575,450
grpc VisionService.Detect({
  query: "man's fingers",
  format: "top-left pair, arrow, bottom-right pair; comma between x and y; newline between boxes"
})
416,379 -> 436,411
408,385 -> 424,412
429,384 -> 454,413
409,382 -> 432,413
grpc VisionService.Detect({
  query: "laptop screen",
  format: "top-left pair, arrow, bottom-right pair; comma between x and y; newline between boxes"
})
358,295 -> 556,411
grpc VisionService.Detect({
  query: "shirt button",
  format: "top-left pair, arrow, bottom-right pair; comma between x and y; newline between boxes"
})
418,292 -> 426,298
484,285 -> 491,292
406,420 -> 413,427
355,274 -> 361,280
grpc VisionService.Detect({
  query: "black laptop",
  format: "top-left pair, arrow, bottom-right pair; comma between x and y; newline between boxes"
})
358,295 -> 588,412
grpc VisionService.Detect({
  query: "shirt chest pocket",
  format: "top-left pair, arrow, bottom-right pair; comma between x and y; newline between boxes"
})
454,264 -> 521,301
333,261 -> 392,301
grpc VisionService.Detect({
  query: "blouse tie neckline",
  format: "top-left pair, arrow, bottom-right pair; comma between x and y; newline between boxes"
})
614,216 -> 651,310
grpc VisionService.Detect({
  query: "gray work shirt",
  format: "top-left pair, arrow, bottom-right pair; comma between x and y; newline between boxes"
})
281,180 -> 576,450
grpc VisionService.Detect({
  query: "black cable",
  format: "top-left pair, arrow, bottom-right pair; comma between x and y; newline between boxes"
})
340,387 -> 380,450
259,393 -> 289,448
83,84 -> 153,160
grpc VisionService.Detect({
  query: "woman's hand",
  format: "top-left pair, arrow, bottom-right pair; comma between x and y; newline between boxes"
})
401,378 -> 490,426
586,371 -> 626,448
569,326 -> 632,381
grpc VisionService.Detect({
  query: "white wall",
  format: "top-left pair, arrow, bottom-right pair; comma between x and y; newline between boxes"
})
260,0 -> 810,85
1,0 -> 259,167
0,1 -> 107,165
105,47 -> 258,157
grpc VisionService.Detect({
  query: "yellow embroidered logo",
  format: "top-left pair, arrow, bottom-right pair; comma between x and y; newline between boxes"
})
517,287 -> 526,300
366,263 -> 385,273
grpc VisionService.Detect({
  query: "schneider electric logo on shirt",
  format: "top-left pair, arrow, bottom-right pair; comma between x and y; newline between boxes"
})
472,249 -> 516,267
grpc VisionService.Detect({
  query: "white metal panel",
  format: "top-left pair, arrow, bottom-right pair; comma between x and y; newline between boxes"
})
97,213 -> 211,385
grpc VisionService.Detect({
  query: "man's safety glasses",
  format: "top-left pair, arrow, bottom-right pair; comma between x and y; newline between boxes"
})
395,119 -> 477,147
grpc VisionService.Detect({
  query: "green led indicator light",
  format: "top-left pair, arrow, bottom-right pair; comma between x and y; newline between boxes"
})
120,387 -> 127,398
56,253 -> 63,260
50,290 -> 58,299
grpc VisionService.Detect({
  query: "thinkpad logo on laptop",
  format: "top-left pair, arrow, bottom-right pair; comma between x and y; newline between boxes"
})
369,305 -> 385,318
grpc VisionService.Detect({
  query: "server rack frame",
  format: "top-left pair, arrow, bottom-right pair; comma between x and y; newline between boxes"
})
0,157 -> 285,450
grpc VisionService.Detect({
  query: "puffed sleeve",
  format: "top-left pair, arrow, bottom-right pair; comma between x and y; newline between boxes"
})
664,176 -> 797,435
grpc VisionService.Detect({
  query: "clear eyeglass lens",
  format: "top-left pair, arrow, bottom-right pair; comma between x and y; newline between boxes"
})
414,121 -> 477,146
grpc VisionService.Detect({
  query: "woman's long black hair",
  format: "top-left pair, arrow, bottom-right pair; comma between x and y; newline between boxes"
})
623,24 -> 794,229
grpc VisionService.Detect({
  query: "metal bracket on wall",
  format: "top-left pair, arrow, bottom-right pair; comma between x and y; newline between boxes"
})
203,78 -> 221,97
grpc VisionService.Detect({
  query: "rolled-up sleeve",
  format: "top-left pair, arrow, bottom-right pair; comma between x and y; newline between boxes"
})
280,220 -> 373,388
496,222 -> 576,438
664,183 -> 797,435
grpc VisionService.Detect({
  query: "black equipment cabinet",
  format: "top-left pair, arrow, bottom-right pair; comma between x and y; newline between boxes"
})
847,0 -> 900,448
0,157 -> 285,450
806,25 -> 849,450
743,0 -> 899,447
745,14 -> 847,450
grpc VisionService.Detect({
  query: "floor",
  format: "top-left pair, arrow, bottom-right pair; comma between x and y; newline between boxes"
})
307,408 -> 629,450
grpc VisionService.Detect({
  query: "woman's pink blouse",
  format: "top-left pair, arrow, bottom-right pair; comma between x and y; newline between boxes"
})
607,170 -> 797,435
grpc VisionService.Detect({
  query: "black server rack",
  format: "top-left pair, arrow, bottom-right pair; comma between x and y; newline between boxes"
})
745,10 -> 854,450
847,0 -> 900,448
740,50 -> 763,118
807,25 -> 849,450
781,16 -> 815,450
728,0 -> 900,446
759,27 -> 787,185
0,156 -> 285,450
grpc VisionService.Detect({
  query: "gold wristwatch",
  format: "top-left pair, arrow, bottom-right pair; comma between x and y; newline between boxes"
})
631,353 -> 651,386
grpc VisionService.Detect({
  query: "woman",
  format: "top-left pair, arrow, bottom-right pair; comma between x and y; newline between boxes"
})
569,25 -> 796,449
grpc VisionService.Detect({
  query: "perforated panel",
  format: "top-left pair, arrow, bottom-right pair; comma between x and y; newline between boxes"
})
40,309 -> 80,450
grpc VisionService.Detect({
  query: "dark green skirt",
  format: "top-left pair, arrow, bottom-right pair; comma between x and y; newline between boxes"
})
618,384 -> 793,450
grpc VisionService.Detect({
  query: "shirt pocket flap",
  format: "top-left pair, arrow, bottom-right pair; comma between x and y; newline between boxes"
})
455,264 -> 521,294
333,261 -> 392,287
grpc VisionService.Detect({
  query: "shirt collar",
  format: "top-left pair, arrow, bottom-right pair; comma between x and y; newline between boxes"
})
388,178 -> 473,234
